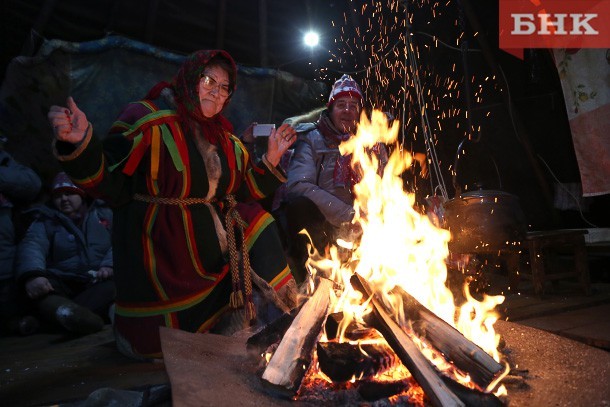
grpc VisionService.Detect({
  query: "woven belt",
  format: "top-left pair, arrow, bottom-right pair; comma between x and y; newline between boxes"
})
133,193 -> 256,321
133,193 -> 211,205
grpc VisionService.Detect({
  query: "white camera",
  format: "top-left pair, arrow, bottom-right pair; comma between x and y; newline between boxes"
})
252,123 -> 275,137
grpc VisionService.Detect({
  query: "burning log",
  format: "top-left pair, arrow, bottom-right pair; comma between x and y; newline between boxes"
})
357,379 -> 410,401
316,341 -> 397,382
389,285 -> 504,388
440,375 -> 503,407
325,312 -> 376,341
350,273 -> 465,407
261,278 -> 333,399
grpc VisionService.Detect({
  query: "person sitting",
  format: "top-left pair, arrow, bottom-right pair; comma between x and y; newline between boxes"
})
15,172 -> 114,335
281,75 -> 388,282
0,135 -> 42,335
48,50 -> 298,359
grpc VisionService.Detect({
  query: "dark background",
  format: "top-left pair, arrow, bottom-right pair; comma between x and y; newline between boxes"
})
1,0 -> 607,229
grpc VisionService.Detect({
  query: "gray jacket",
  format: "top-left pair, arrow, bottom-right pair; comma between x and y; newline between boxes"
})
285,123 -> 355,227
15,201 -> 113,284
0,150 -> 41,280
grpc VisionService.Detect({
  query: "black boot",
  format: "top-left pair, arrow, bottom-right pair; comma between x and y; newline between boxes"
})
37,294 -> 104,335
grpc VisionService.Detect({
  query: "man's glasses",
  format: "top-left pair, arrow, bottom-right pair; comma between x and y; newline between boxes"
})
200,74 -> 232,98
334,101 -> 360,112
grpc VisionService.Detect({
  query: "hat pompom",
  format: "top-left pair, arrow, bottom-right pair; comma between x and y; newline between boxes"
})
52,172 -> 85,197
327,74 -> 363,107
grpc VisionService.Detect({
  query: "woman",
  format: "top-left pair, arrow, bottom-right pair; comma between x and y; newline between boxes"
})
48,50 -> 297,359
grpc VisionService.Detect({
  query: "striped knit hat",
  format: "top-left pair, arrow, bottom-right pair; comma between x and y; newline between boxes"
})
327,74 -> 363,107
52,172 -> 85,197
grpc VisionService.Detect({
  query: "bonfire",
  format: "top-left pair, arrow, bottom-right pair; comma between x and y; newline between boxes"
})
254,110 -> 509,406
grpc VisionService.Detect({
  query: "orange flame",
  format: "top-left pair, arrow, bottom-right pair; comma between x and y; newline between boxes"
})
308,109 -> 507,395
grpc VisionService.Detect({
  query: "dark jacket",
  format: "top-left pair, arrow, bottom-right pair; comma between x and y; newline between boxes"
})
0,150 -> 41,280
15,201 -> 113,285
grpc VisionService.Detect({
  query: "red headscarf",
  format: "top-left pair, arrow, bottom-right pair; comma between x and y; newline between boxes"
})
146,50 -> 237,149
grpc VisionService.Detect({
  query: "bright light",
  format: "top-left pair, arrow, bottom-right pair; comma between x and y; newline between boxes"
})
303,31 -> 319,48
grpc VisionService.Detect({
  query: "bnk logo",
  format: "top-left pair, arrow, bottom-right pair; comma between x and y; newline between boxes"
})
512,13 -> 598,35
499,0 -> 610,59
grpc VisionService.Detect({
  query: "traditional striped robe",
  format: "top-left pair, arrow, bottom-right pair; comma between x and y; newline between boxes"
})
55,97 -> 293,358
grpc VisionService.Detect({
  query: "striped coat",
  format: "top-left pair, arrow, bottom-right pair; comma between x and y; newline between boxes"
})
55,97 -> 293,358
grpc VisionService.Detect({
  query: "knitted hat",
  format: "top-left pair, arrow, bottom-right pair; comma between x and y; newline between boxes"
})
52,172 -> 85,197
327,74 -> 363,107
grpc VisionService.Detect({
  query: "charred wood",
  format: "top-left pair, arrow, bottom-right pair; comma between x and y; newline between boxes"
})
389,285 -> 504,388
250,269 -> 293,314
246,305 -> 301,359
324,312 -> 377,341
261,278 -> 333,399
350,273 -> 465,407
316,341 -> 397,382
356,379 -> 410,401
440,375 -> 503,407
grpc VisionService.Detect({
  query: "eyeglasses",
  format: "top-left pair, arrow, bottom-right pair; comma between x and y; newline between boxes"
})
334,101 -> 361,112
200,74 -> 232,98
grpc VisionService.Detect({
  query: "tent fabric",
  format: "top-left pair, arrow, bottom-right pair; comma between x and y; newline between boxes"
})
0,35 -> 328,184
553,48 -> 610,197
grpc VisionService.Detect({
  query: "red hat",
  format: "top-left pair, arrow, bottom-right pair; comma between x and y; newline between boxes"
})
52,172 -> 85,197
327,74 -> 363,107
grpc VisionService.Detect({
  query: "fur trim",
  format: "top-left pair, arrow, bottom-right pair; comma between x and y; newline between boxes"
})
163,86 -> 228,254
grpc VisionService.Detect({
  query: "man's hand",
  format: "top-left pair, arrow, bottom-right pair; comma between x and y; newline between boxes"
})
48,97 -> 89,144
25,276 -> 54,299
96,266 -> 114,281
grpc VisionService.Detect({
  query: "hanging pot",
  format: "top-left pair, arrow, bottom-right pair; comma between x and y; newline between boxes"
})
442,138 -> 527,254
443,189 -> 526,254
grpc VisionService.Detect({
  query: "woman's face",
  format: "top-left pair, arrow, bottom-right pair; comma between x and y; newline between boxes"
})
198,65 -> 231,118
329,95 -> 361,134
53,192 -> 83,218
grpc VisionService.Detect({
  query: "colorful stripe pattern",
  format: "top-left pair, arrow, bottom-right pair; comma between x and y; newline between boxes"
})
83,97 -> 293,356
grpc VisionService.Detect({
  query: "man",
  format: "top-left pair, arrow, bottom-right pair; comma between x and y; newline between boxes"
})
15,173 -> 114,334
282,75 -> 387,282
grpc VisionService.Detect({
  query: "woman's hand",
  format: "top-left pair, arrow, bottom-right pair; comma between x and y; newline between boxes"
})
25,276 -> 54,299
48,97 -> 89,144
266,124 -> 297,166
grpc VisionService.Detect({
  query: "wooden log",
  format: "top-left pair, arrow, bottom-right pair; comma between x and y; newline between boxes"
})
317,340 -> 503,405
250,269 -> 292,314
350,273 -> 465,407
324,312 -> 377,341
261,278 -> 333,399
389,285 -> 504,388
440,375 -> 503,407
246,305 -> 301,359
316,341 -> 397,382
357,379 -> 410,401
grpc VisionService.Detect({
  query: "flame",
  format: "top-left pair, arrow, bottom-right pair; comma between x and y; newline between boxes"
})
306,110 -> 507,396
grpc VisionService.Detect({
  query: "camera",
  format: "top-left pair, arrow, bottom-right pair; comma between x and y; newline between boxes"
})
252,123 -> 275,137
